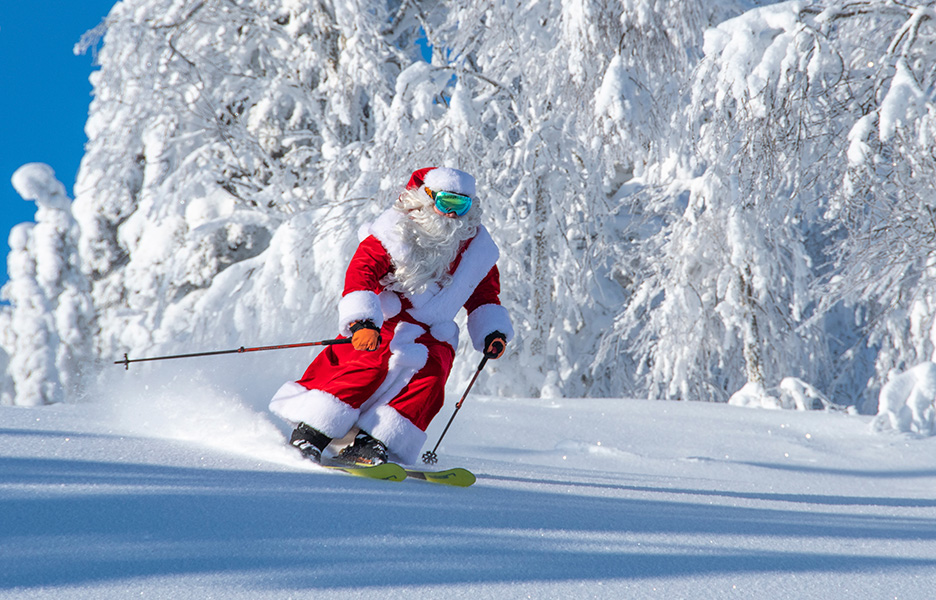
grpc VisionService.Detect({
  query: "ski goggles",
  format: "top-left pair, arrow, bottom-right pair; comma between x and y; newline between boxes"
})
426,187 -> 473,217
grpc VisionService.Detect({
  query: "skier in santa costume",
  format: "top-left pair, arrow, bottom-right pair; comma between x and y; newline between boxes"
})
269,167 -> 513,465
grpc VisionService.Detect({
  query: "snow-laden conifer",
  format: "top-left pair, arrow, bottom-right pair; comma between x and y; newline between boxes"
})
1,164 -> 93,405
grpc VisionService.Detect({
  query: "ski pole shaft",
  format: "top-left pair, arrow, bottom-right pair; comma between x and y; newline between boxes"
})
115,337 -> 352,370
423,356 -> 488,462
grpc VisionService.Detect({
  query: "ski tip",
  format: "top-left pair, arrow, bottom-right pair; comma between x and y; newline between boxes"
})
405,467 -> 476,487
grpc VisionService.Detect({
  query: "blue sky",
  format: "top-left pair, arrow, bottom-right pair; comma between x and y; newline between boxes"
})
0,2 -> 114,293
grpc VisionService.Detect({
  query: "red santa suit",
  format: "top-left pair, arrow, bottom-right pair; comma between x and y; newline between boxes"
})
269,168 -> 513,464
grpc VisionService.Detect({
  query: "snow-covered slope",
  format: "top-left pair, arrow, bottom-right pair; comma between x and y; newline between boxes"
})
2,373 -> 935,599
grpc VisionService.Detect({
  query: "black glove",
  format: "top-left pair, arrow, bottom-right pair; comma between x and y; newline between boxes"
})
483,331 -> 507,359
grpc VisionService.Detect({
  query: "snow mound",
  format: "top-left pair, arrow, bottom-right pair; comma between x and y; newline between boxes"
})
873,362 -> 936,435
729,378 -> 833,411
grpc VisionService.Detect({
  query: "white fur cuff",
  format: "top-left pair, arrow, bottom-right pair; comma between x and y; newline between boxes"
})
357,405 -> 428,465
467,303 -> 514,351
269,382 -> 360,439
338,290 -> 384,336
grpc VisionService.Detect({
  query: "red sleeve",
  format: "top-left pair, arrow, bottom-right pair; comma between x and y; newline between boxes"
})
343,235 -> 392,296
464,264 -> 502,314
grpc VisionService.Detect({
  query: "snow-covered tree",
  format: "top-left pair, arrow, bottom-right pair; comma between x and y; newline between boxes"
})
598,0 -> 936,407
0,320 -> 12,405
590,3 -> 789,400
819,1 -> 936,391
70,0 -> 428,367
0,221 -> 54,406
1,164 -> 94,405
598,2 -> 843,402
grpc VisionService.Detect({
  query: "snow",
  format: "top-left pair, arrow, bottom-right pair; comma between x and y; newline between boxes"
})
10,164 -> 70,211
878,58 -> 925,143
2,364 -> 936,598
874,362 -> 936,435
729,377 -> 834,411
701,1 -> 803,115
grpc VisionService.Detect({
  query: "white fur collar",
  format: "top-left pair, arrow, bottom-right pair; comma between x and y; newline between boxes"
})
361,209 -> 408,258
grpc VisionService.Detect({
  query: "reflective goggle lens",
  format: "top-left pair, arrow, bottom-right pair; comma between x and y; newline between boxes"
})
427,188 -> 472,216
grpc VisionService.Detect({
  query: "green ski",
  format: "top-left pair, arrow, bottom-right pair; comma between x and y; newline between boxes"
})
313,454 -> 474,487
319,459 -> 407,482
403,467 -> 476,487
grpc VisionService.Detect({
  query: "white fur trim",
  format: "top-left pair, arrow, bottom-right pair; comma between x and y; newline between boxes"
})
356,322 -> 431,463
359,322 -> 429,414
357,223 -> 370,242
423,167 -> 476,197
429,321 -> 460,349
467,303 -> 514,351
357,405 -> 428,465
269,382 -> 359,439
337,290 -> 384,336
388,322 -> 430,368
366,209 -> 408,257
378,290 -> 402,320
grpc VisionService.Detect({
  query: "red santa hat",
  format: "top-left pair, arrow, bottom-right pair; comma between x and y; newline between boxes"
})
406,167 -> 476,197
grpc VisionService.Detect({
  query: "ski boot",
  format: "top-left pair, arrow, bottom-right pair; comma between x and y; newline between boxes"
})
290,422 -> 332,463
336,431 -> 389,465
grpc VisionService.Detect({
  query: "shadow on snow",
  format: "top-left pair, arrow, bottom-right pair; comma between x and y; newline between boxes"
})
1,454 -> 935,591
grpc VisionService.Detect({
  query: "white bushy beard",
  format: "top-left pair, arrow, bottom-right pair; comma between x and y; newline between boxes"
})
385,188 -> 482,296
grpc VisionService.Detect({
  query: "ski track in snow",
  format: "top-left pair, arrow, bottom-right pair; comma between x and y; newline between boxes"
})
1,389 -> 936,599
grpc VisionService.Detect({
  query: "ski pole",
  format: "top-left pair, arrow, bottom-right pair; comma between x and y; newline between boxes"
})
115,337 -> 352,370
422,355 -> 489,465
